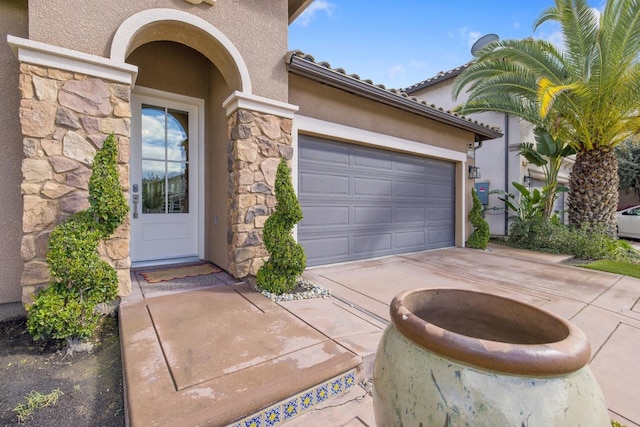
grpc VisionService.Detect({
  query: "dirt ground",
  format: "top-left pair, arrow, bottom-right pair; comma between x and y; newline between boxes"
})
0,316 -> 125,426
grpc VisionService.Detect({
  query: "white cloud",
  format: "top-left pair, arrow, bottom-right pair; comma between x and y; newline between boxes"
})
468,31 -> 482,49
387,64 -> 405,78
294,0 -> 336,27
409,60 -> 428,69
456,27 -> 482,49
141,111 -> 188,162
535,18 -> 565,51
545,29 -> 565,50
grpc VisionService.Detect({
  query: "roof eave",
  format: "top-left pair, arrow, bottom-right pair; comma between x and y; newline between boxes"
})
404,64 -> 470,94
287,54 -> 502,141
288,0 -> 314,24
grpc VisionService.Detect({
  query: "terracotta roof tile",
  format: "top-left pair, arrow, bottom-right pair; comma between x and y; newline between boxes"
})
403,63 -> 472,93
286,51 -> 500,136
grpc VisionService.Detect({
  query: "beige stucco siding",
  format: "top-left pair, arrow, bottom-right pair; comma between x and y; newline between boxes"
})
288,75 -> 473,154
0,0 -> 28,305
205,74 -> 232,271
27,0 -> 289,101
128,41 -> 213,100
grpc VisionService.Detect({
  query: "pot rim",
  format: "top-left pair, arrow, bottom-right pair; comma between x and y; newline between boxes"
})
390,288 -> 591,376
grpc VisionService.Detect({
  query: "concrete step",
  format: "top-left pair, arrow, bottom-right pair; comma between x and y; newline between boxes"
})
226,368 -> 362,427
120,283 -> 362,426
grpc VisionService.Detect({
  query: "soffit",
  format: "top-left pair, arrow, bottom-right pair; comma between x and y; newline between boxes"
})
288,0 -> 313,24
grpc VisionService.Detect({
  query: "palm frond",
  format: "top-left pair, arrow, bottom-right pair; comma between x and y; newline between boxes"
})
534,0 -> 599,80
537,77 -> 581,119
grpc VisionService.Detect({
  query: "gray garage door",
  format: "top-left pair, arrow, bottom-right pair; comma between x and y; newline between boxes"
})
298,135 -> 456,266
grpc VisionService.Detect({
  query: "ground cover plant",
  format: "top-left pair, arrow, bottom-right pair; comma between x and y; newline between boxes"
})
503,217 -> 640,263
581,260 -> 640,279
13,389 -> 63,423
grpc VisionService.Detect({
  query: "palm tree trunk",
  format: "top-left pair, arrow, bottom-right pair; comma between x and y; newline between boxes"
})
567,148 -> 619,235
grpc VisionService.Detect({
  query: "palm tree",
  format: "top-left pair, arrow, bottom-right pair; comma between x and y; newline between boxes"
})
452,0 -> 640,235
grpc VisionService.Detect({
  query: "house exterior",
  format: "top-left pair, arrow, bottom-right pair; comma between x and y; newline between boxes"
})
0,0 -> 500,316
405,66 -> 573,236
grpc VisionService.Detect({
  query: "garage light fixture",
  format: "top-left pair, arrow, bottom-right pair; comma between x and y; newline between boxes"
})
468,165 -> 481,179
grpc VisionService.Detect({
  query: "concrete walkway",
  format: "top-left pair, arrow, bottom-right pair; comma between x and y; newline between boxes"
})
299,245 -> 640,427
120,269 -> 365,426
120,245 -> 640,426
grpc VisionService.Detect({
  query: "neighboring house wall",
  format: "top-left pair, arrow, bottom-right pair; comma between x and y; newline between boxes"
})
619,189 -> 640,210
0,1 -> 28,309
408,76 -> 572,235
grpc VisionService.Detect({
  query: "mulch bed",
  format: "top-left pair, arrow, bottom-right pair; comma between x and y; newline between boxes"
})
0,316 -> 125,426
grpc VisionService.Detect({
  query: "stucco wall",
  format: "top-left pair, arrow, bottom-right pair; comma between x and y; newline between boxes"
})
0,0 -> 28,305
289,75 -> 473,154
27,0 -> 289,102
128,41 -> 212,99
206,76 -> 232,270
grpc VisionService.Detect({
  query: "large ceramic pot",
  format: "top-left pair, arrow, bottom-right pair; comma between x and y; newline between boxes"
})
373,288 -> 609,426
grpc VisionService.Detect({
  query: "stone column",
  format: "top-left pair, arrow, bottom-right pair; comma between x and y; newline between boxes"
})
227,109 -> 294,278
18,64 -> 132,303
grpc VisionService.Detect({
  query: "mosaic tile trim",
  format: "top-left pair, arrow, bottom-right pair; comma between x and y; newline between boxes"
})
227,369 -> 357,427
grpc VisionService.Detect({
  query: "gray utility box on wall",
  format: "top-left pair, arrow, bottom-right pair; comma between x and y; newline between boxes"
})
474,182 -> 490,205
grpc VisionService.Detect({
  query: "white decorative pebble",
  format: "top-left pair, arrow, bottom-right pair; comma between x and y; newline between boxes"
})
251,277 -> 332,302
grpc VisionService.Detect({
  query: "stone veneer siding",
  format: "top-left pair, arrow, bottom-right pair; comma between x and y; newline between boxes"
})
17,63 -> 131,304
227,109 -> 294,278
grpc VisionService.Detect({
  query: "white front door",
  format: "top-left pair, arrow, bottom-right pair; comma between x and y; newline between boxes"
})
130,88 -> 203,265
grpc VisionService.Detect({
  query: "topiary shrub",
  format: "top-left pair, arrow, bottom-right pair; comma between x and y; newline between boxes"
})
27,134 -> 128,341
256,158 -> 306,294
467,188 -> 490,249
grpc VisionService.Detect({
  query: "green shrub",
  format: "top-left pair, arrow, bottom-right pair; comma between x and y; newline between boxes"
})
467,188 -> 490,249
27,134 -> 127,341
25,283 -> 101,341
506,217 -> 640,262
88,135 -> 128,237
256,158 -> 306,294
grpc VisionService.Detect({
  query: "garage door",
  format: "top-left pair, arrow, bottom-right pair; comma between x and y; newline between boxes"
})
298,135 -> 456,266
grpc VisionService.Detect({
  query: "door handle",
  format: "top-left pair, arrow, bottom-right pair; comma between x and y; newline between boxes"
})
132,194 -> 139,219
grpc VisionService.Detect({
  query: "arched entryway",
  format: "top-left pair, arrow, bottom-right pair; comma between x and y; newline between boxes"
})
111,9 -> 300,279
112,10 -> 249,271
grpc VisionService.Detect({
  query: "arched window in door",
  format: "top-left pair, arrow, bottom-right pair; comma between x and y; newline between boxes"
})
140,105 -> 190,214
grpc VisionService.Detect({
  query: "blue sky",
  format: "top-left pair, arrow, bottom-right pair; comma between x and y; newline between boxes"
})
289,1 -> 602,89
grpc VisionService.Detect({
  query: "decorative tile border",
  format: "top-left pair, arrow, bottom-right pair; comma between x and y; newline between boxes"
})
227,369 -> 357,427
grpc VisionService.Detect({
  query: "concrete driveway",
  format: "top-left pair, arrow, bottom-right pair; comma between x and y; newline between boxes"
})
296,244 -> 640,427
